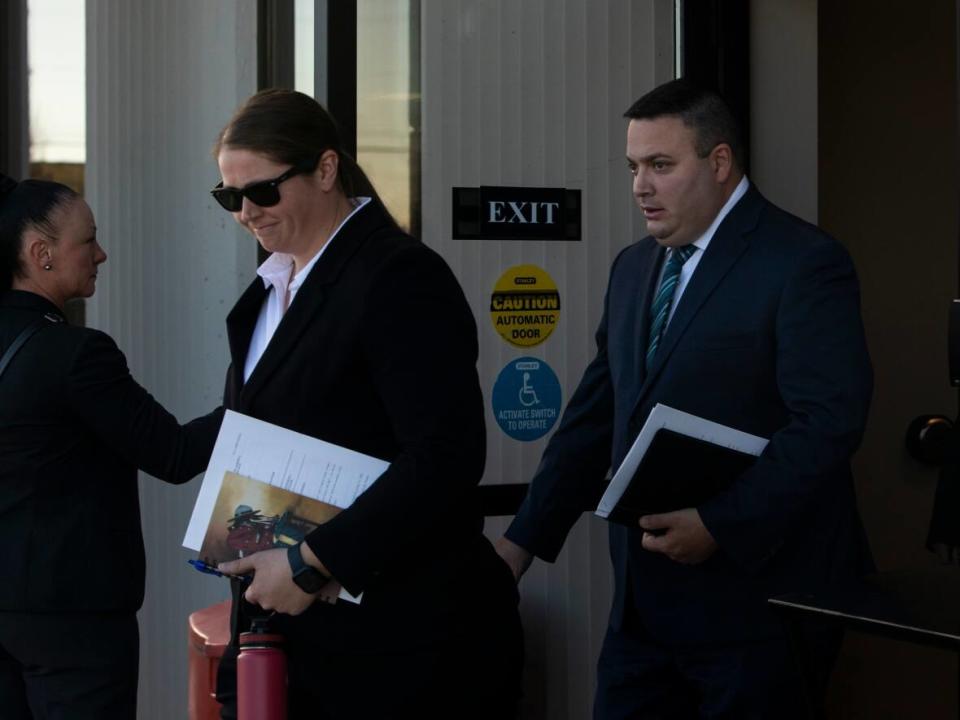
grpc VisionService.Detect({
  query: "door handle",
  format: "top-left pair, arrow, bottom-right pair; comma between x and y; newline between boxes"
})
904,414 -> 955,465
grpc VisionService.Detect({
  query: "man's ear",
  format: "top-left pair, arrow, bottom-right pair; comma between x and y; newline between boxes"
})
316,149 -> 341,192
710,143 -> 734,184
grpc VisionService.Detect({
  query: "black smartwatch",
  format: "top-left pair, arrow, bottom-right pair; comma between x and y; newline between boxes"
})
287,542 -> 330,594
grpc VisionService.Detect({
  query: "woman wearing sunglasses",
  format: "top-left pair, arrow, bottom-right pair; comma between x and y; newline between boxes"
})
209,89 -> 523,719
0,175 -> 222,719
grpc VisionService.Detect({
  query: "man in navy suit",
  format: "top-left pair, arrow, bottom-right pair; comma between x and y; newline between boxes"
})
496,79 -> 873,718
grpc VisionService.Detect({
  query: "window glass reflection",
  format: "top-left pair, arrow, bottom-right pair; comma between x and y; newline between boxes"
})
295,0 -> 315,97
27,0 -> 86,326
357,0 -> 420,236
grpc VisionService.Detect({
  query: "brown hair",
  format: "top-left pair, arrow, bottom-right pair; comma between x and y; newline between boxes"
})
215,89 -> 395,221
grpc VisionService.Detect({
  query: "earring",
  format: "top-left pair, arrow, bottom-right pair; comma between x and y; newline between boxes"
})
43,263 -> 52,271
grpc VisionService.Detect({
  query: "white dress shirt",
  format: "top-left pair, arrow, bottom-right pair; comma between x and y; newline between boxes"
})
658,175 -> 749,327
243,197 -> 371,383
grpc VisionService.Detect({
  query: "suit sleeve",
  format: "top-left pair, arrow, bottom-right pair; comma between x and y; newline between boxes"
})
503,256 -> 624,562
302,245 -> 486,594
697,240 -> 873,574
62,330 -> 223,484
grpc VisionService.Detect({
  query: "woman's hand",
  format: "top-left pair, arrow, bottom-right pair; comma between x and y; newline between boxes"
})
219,548 -> 318,616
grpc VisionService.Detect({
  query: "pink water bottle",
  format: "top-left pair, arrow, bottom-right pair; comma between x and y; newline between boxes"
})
237,621 -> 287,720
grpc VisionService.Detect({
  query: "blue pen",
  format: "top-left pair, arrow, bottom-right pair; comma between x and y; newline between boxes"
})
188,558 -> 252,583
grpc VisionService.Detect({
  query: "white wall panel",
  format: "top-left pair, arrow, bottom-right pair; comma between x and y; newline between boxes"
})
85,2 -> 257,717
421,2 -> 674,717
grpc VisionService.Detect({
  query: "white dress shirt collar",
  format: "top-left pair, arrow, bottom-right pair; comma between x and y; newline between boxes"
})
660,176 -> 750,327
243,196 -> 371,383
689,175 -> 750,254
256,196 -> 372,296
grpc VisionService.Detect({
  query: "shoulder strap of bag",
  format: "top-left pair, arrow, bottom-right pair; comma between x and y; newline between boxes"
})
0,312 -> 63,382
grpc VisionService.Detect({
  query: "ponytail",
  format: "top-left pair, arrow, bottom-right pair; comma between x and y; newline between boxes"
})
0,174 -> 78,292
335,150 -> 398,229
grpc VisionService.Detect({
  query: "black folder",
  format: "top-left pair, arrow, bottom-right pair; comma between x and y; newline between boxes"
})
604,428 -> 757,526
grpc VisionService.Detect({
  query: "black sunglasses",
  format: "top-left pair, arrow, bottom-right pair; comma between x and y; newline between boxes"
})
210,156 -> 319,212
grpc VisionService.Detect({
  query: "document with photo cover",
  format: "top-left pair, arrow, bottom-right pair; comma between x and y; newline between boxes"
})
183,410 -> 390,603
596,404 -> 768,526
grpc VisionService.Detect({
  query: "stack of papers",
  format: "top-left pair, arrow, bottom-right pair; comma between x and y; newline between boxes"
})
595,404 -> 768,525
183,410 -> 390,603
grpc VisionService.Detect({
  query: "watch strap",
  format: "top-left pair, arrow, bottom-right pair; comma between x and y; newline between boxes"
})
287,542 -> 329,593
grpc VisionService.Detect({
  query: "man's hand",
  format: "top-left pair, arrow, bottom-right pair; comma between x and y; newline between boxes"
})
495,536 -> 534,583
218,548 -> 317,616
638,508 -> 717,565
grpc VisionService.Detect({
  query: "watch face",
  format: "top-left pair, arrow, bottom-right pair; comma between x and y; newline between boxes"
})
288,544 -> 329,594
293,566 -> 328,594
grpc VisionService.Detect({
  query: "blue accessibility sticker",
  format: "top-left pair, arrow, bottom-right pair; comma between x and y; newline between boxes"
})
492,357 -> 562,441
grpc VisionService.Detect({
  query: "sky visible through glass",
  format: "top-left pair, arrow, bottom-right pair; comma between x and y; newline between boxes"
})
28,0 -> 85,164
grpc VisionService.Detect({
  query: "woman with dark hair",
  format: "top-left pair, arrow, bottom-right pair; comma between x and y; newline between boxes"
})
211,89 -> 523,719
0,175 -> 221,719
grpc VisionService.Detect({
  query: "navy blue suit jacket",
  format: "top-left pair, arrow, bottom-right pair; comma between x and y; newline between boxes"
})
506,184 -> 874,645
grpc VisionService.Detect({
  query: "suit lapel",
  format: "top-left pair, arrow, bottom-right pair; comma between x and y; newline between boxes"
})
631,185 -> 766,415
235,201 -> 390,408
225,279 -> 268,402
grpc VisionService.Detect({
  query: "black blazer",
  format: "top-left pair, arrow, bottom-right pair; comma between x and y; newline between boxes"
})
0,290 -> 221,613
507,184 -> 875,644
222,200 -> 493,633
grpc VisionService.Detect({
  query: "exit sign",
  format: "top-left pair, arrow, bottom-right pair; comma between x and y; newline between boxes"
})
452,186 -> 581,241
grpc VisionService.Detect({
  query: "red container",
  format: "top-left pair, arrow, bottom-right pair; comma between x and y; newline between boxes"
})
188,599 -> 232,720
237,626 -> 287,720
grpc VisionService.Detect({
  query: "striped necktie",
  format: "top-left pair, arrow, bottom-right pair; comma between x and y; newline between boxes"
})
646,244 -> 698,371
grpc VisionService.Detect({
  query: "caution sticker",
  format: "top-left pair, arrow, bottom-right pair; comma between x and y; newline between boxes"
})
490,264 -> 560,347
492,357 -> 562,442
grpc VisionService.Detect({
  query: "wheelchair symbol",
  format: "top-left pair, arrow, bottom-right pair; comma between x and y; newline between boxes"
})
519,372 -> 540,407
